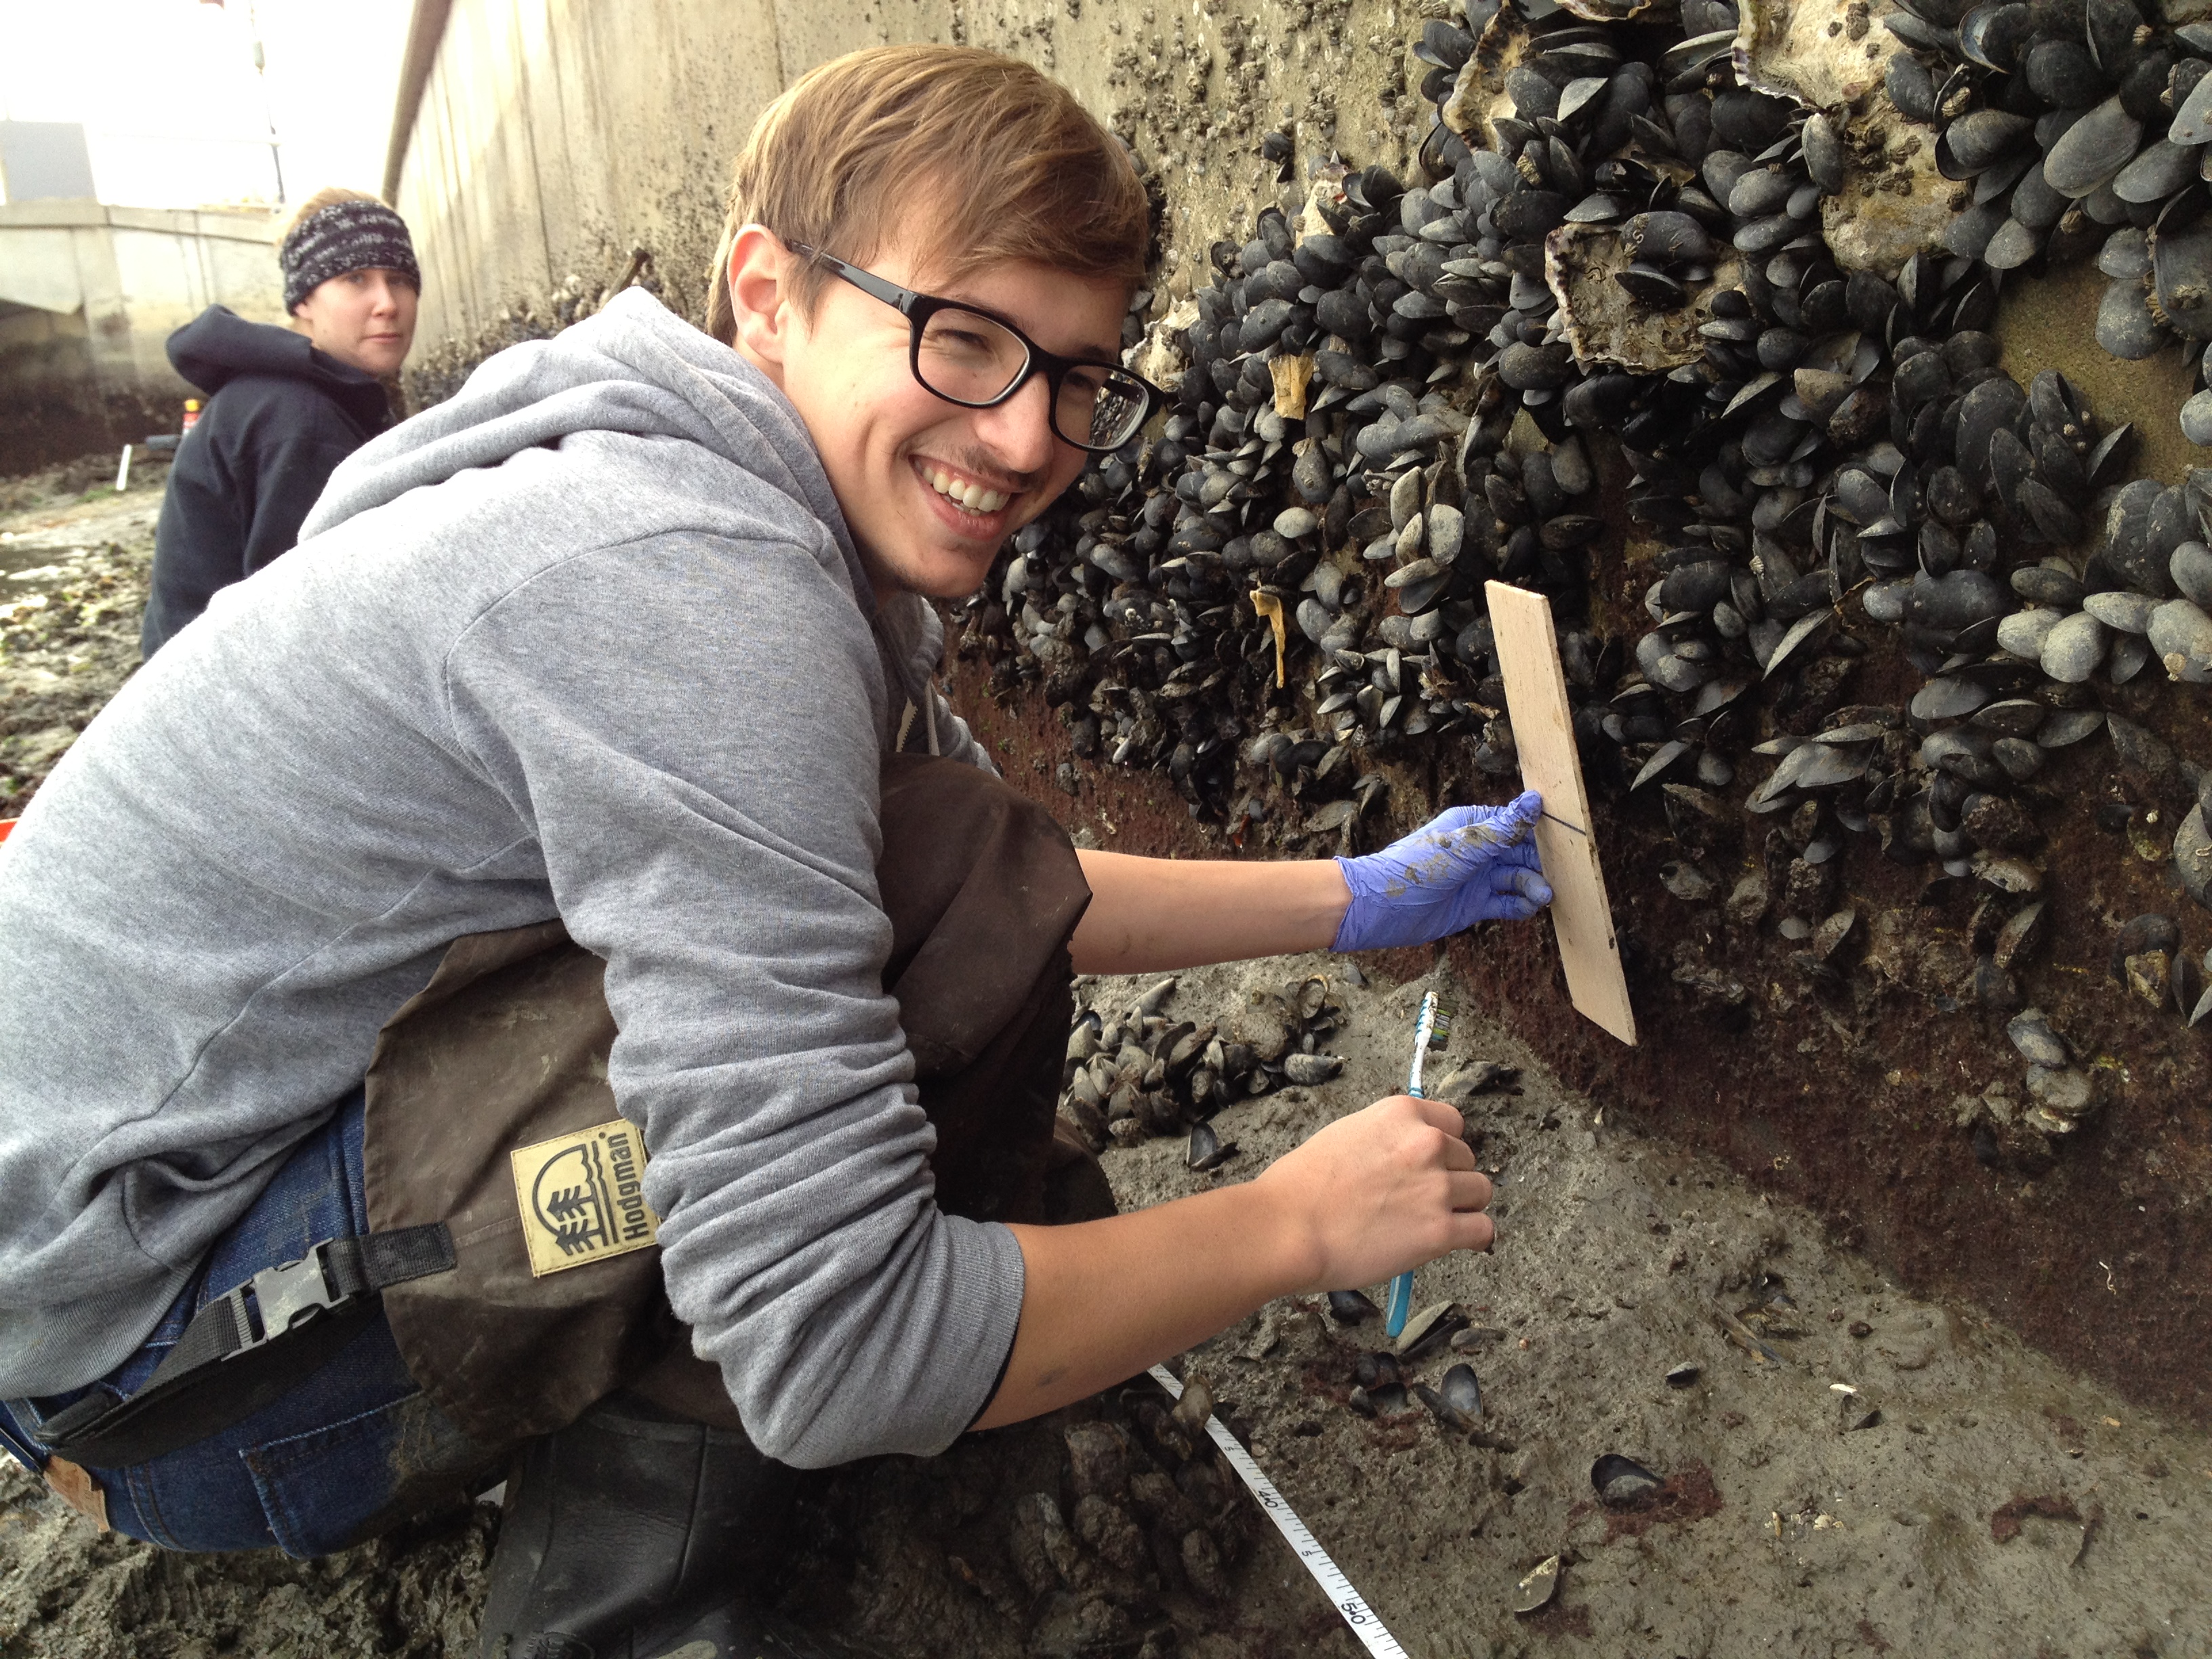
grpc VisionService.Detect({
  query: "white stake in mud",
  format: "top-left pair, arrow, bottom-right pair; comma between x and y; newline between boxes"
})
1147,1365 -> 1408,1658
114,445 -> 132,494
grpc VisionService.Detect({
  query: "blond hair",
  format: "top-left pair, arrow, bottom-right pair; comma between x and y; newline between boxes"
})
705,46 -> 1150,343
279,186 -> 384,247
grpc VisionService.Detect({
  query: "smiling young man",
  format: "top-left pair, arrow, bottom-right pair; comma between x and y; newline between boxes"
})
0,47 -> 1547,1659
140,188 -> 419,656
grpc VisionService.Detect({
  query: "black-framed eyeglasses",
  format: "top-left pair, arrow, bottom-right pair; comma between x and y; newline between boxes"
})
788,242 -> 1159,454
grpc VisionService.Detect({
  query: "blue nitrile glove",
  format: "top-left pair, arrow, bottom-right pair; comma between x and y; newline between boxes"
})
1332,792 -> 1553,951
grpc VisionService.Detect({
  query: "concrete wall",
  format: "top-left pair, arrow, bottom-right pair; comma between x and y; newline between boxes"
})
385,0 -> 1413,396
0,200 -> 283,471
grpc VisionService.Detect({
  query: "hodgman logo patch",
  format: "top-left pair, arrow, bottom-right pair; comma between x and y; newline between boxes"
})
510,1120 -> 661,1278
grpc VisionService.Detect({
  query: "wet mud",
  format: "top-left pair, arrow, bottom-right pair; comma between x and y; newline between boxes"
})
0,462 -> 162,820
3,947 -> 2206,1658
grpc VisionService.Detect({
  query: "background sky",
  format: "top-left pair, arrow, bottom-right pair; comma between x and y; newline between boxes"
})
0,0 -> 412,209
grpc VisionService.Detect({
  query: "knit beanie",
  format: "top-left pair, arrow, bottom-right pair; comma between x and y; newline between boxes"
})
281,201 -> 421,313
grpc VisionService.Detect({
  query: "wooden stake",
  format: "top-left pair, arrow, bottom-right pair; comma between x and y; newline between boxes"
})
1484,581 -> 1637,1046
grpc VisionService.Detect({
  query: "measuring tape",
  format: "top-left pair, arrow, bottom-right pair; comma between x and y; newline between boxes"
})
1147,1365 -> 1408,1658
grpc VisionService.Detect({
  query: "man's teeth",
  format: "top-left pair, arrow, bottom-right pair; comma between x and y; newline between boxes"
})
927,468 -> 1010,514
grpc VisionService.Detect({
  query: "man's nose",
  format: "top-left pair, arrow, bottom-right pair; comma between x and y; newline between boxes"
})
968,371 -> 1060,476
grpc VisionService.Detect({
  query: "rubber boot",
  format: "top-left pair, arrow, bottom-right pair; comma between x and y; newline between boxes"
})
476,1392 -> 833,1659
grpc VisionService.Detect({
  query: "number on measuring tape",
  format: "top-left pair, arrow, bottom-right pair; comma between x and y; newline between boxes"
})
1147,1366 -> 1406,1659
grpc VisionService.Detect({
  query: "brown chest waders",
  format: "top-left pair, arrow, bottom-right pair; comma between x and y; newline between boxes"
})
365,754 -> 1103,1448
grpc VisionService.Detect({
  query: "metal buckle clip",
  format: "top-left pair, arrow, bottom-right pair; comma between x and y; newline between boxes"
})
223,1244 -> 349,1353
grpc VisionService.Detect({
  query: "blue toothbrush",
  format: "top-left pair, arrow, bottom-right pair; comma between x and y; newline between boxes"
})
1383,990 -> 1450,1338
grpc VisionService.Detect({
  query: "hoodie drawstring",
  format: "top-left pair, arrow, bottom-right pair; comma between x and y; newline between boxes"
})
895,687 -> 942,757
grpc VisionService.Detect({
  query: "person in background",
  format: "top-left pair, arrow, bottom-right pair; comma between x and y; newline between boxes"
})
138,188 -> 419,657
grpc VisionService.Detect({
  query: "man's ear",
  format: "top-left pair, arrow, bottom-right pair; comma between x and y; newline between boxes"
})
726,224 -> 802,383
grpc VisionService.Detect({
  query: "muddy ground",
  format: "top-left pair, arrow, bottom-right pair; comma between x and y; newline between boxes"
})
0,914 -> 2207,1655
0,457 -> 164,821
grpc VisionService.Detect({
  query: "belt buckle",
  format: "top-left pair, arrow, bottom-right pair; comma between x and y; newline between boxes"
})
226,1244 -> 346,1351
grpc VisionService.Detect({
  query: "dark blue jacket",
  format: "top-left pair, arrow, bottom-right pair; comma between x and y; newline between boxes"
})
140,306 -> 391,657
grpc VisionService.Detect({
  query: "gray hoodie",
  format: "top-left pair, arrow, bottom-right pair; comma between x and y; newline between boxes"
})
0,290 -> 1021,1467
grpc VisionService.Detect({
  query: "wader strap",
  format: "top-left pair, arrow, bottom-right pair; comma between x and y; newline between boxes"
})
30,1223 -> 455,1469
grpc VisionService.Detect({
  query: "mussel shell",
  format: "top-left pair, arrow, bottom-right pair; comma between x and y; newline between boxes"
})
1440,1362 -> 1483,1418
1939,109 -> 2035,182
2173,70 -> 2212,147
2153,223 -> 2212,340
1958,1 -> 2033,72
1940,198 -> 2009,260
2087,0 -> 2142,70
1328,1288 -> 1380,1324
2115,139 -> 2204,205
1621,208 -> 1715,266
2041,97 -> 2144,199
1886,54 -> 1938,123
2024,38 -> 2108,108
1616,262 -> 1688,308
1803,115 -> 1845,195
2097,279 -> 2169,358
1591,1452 -> 1664,1506
1983,218 -> 2043,270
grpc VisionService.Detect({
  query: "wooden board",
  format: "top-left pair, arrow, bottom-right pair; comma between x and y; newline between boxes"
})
1485,581 -> 1637,1046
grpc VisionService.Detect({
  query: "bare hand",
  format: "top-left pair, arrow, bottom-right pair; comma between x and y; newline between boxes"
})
1253,1094 -> 1494,1293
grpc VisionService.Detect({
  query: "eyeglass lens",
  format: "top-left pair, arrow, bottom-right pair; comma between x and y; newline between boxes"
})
916,307 -> 1148,450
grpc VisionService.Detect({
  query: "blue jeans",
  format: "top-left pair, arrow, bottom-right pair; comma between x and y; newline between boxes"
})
0,1091 -> 503,1557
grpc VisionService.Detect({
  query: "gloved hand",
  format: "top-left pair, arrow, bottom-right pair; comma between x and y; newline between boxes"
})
1332,792 -> 1553,952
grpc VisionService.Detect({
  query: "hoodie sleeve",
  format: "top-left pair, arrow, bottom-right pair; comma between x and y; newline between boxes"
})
438,530 -> 1025,1468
